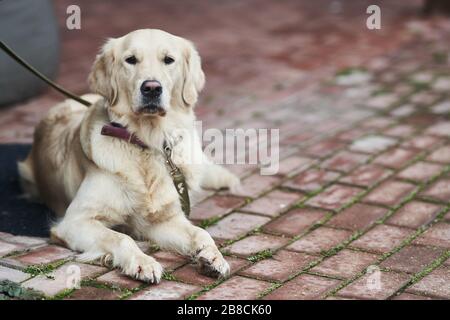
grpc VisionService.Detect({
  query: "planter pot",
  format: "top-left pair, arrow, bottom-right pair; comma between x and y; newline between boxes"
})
0,0 -> 60,106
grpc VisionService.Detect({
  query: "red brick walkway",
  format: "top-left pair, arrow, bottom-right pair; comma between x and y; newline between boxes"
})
1,1 -> 450,300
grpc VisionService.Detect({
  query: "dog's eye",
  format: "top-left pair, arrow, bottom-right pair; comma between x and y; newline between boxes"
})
125,56 -> 137,65
164,56 -> 175,65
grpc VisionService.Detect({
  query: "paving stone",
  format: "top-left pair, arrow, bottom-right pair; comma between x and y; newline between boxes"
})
321,151 -> 369,173
66,286 -> 122,300
191,195 -> 246,220
263,208 -> 327,236
385,124 -> 415,138
365,94 -> 398,110
283,169 -> 340,193
0,240 -> 25,257
223,234 -> 289,257
12,245 -> 74,266
387,201 -> 441,229
0,232 -> 12,240
240,250 -> 317,282
327,203 -> 388,231
390,104 -> 415,117
413,223 -> 450,248
263,274 -> 340,300
351,225 -> 412,253
1,235 -> 47,247
391,292 -> 433,300
151,251 -> 187,271
173,256 -> 250,286
335,128 -> 369,142
350,135 -> 397,153
363,180 -> 417,207
432,77 -> 450,92
171,265 -> 215,287
277,156 -> 314,177
207,213 -> 270,240
445,258 -> 450,267
282,132 -> 316,145
420,178 -> 450,202
198,276 -> 271,300
431,101 -> 450,115
361,117 -> 396,130
397,162 -> 443,182
286,227 -> 352,254
234,173 -> 281,198
402,135 -> 441,150
22,263 -> 106,297
373,148 -> 419,169
306,184 -> 363,210
426,122 -> 450,137
311,249 -> 378,279
340,164 -> 392,187
410,91 -> 438,105
0,265 -> 30,283
304,139 -> 345,158
129,281 -> 200,300
380,245 -> 445,274
241,189 -> 303,217
427,146 -> 450,164
96,269 -> 143,289
445,211 -> 450,223
337,271 -> 409,300
407,266 -> 450,299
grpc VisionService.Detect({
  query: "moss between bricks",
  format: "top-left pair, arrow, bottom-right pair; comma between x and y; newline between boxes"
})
23,259 -> 68,279
259,162 -> 450,299
0,280 -> 43,300
199,216 -> 222,229
400,250 -> 450,291
324,205 -> 450,299
78,278 -> 140,300
247,249 -> 274,263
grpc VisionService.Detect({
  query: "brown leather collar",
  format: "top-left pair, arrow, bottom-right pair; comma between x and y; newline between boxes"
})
101,122 -> 148,149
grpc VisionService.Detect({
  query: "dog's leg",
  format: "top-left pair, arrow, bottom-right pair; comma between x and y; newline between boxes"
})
145,213 -> 229,278
200,162 -> 241,192
52,217 -> 163,283
50,176 -> 163,283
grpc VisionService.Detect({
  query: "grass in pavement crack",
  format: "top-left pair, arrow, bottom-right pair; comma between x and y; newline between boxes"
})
23,259 -> 68,279
0,280 -> 43,300
247,249 -> 274,263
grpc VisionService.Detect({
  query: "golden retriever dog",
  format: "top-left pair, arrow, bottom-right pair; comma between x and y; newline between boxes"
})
18,29 -> 240,283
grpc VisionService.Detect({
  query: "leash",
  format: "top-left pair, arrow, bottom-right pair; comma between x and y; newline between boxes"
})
0,41 -> 92,107
1,40 -> 191,217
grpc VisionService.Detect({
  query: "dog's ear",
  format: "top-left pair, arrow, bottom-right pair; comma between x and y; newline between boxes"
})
181,40 -> 205,107
88,39 -> 119,105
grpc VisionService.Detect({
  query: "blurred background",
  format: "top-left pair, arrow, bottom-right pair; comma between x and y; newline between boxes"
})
0,0 -> 449,143
0,0 -> 449,236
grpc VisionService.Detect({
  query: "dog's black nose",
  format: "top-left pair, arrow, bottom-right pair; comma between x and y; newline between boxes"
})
140,80 -> 162,98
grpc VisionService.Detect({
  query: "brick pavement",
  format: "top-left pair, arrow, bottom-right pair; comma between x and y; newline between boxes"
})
1,1 -> 450,300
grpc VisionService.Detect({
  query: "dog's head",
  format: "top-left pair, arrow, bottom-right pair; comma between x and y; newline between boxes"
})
88,29 -> 205,117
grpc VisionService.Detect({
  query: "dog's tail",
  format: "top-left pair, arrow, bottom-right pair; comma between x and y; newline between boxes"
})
17,155 -> 39,200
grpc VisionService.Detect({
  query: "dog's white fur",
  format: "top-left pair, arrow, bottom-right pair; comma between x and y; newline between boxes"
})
18,29 -> 240,282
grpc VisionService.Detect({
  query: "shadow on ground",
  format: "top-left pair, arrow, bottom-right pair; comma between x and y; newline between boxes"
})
0,144 -> 53,237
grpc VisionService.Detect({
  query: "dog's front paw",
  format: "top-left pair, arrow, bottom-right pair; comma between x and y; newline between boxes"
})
196,246 -> 230,279
227,173 -> 242,195
122,254 -> 163,283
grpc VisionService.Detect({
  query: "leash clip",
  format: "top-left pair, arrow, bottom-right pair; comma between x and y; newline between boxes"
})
163,142 -> 179,175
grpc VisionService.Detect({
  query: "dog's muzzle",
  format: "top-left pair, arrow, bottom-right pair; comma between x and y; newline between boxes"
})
138,80 -> 166,116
